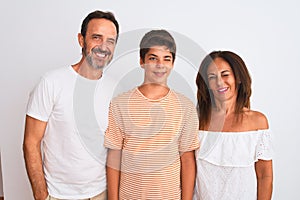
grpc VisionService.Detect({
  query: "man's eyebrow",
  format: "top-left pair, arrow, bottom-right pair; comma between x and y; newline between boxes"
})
107,37 -> 116,41
91,33 -> 102,37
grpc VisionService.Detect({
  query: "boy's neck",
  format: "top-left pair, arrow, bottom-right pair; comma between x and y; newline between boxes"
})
138,83 -> 170,100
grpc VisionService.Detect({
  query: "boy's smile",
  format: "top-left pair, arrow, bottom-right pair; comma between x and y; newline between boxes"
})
140,45 -> 174,86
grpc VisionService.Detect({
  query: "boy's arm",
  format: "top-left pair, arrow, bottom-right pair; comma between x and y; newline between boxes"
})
180,150 -> 196,200
106,149 -> 122,200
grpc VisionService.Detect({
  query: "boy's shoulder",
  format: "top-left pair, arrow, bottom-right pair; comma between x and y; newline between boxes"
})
171,90 -> 195,106
111,87 -> 137,103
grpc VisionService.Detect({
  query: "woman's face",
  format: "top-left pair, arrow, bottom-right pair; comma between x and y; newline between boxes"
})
206,57 -> 237,103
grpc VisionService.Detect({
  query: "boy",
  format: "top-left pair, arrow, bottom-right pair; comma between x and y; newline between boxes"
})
105,29 -> 199,200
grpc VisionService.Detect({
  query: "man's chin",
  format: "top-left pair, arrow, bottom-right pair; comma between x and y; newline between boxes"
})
92,61 -> 108,70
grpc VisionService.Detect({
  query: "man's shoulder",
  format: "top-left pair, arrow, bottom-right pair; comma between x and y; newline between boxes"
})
41,66 -> 74,83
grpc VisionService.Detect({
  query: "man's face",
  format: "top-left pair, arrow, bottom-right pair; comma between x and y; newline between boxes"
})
140,45 -> 174,86
80,18 -> 117,70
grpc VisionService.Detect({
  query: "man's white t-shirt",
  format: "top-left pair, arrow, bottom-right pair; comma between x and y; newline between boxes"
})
26,66 -> 113,199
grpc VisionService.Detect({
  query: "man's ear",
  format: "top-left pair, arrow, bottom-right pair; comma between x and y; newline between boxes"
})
78,33 -> 84,48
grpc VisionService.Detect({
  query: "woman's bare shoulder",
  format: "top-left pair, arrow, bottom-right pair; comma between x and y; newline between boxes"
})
244,108 -> 269,130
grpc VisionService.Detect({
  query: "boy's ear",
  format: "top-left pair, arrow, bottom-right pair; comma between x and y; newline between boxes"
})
140,58 -> 145,68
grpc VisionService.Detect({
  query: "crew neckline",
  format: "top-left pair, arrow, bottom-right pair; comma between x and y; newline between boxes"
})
135,87 -> 172,102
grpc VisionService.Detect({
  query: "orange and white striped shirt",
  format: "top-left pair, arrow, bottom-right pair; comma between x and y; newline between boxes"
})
105,87 -> 199,199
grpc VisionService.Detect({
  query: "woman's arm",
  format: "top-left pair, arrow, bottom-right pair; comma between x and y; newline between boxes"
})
255,159 -> 273,200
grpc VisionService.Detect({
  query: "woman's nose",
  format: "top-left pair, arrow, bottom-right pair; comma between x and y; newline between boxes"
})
216,76 -> 223,86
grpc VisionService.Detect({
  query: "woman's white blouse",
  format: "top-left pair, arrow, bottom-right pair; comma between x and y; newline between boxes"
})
194,129 -> 273,200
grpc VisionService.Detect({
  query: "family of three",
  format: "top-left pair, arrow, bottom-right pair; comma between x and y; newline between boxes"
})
23,10 -> 273,200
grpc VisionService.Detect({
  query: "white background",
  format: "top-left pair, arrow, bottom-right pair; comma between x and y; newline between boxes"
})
0,0 -> 299,199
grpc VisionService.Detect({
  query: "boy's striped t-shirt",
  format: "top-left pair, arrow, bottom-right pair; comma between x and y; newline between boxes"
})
105,87 -> 199,199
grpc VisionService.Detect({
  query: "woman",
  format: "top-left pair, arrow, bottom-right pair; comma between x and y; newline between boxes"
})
194,51 -> 273,200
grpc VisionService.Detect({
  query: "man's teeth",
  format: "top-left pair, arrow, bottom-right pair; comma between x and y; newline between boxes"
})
96,52 -> 106,58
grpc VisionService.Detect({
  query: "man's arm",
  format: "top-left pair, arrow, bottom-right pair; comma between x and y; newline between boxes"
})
255,160 -> 273,200
106,149 -> 122,200
180,151 -> 196,200
23,115 -> 48,200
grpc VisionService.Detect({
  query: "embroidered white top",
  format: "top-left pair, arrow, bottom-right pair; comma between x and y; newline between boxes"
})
193,129 -> 273,200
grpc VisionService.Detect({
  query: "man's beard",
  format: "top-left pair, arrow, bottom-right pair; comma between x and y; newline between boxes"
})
83,42 -> 112,70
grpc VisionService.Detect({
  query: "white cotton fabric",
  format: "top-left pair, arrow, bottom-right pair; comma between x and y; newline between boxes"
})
26,66 -> 113,199
193,129 -> 273,200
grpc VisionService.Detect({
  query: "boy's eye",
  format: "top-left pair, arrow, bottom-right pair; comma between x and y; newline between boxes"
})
149,57 -> 157,60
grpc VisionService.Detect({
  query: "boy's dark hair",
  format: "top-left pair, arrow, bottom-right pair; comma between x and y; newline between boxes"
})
81,10 -> 119,41
139,30 -> 176,63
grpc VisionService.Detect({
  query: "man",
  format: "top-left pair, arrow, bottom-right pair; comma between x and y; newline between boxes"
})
105,30 -> 199,200
23,10 -> 119,200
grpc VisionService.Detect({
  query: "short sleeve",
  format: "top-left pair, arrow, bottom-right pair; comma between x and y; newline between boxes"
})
256,129 -> 273,161
26,77 -> 54,122
178,100 -> 200,153
104,102 -> 124,150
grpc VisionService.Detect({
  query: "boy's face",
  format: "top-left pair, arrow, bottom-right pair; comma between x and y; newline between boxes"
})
140,45 -> 174,86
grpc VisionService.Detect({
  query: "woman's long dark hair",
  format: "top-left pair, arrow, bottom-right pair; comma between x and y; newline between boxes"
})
196,51 -> 252,130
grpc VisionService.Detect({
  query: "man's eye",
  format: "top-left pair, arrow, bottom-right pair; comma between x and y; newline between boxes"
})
149,57 -> 156,60
107,39 -> 115,45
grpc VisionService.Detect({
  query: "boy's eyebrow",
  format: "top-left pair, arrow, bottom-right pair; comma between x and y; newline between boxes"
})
148,54 -> 158,57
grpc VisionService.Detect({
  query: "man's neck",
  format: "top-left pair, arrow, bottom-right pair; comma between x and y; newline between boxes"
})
72,57 -> 103,80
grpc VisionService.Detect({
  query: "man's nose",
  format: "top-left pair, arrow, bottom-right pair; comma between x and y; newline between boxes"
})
98,42 -> 108,50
